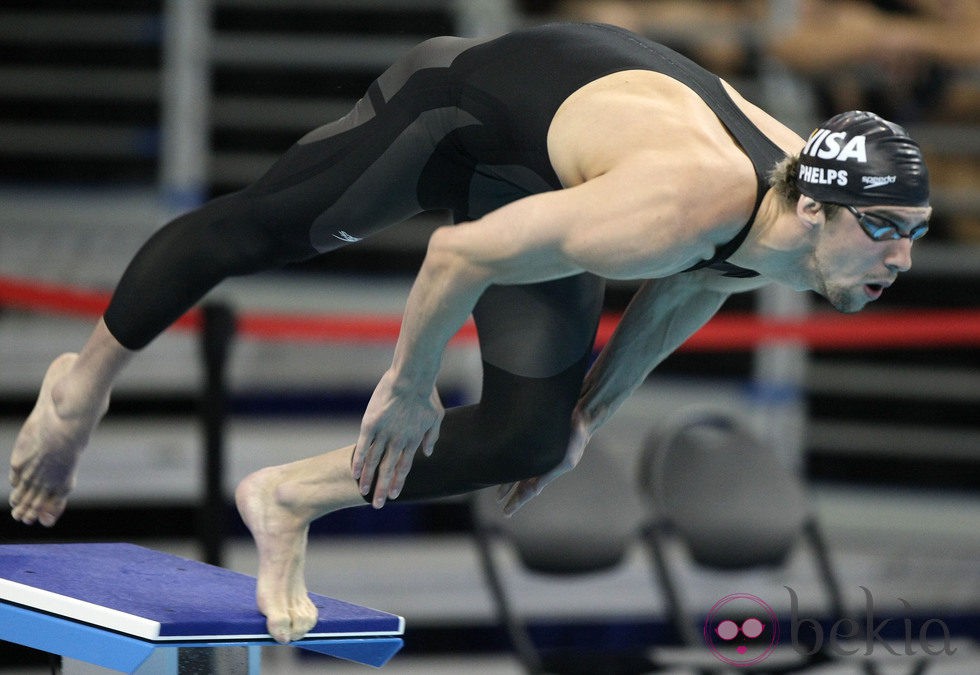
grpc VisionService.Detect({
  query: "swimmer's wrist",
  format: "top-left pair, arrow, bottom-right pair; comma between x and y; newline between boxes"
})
386,362 -> 438,399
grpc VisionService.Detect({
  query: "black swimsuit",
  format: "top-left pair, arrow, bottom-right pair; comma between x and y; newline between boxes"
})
104,23 -> 785,501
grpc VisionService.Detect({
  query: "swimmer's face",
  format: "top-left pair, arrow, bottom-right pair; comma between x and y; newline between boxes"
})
812,205 -> 931,313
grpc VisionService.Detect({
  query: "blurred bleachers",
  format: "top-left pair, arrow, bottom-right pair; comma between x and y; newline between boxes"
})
0,1 -> 977,671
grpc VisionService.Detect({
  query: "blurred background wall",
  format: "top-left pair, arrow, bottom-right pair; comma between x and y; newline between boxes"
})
0,1 -> 977,672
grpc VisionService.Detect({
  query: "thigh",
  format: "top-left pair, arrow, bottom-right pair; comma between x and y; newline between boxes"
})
392,276 -> 605,501
472,274 -> 605,379
241,36 -> 485,255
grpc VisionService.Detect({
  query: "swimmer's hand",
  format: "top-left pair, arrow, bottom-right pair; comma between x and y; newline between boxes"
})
353,369 -> 443,509
497,411 -> 591,516
9,354 -> 107,527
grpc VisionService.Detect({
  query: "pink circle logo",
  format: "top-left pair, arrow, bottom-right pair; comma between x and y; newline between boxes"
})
703,593 -> 779,666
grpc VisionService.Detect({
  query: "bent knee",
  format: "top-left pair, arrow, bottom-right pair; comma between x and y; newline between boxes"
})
488,415 -> 573,482
475,358 -> 587,482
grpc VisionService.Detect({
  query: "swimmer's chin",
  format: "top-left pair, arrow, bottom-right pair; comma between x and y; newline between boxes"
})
816,290 -> 868,314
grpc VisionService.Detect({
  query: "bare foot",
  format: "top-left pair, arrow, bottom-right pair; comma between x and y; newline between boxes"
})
236,466 -> 323,644
9,353 -> 107,526
236,447 -> 365,643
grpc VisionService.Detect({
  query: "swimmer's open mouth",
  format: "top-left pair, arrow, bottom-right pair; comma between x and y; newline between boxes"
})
864,283 -> 885,300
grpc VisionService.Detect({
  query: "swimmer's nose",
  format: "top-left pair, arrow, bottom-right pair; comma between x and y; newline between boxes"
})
884,238 -> 912,273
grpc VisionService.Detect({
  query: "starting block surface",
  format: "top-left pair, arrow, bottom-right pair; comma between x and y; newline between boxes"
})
0,543 -> 404,671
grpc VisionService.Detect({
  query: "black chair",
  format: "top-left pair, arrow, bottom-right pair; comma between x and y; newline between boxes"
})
638,405 -> 876,674
471,438 -> 658,674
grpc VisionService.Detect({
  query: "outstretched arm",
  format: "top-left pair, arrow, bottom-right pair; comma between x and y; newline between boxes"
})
352,155 -> 702,507
353,210 -> 586,508
577,272 -> 732,432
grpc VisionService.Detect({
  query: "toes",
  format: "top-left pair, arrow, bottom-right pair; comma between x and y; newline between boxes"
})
9,481 -> 25,509
288,599 -> 319,642
9,484 -> 65,526
37,496 -> 67,527
266,612 -> 293,644
264,602 -> 318,644
12,503 -> 36,525
10,485 -> 35,523
263,595 -> 318,644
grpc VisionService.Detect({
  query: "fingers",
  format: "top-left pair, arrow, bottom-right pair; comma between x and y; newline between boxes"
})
353,432 -> 418,495
354,437 -> 423,509
499,478 -> 543,517
494,417 -> 591,517
367,441 -> 398,509
369,442 -> 417,509
350,428 -> 374,485
496,482 -> 516,502
353,435 -> 399,506
421,425 -> 439,458
354,421 -> 439,508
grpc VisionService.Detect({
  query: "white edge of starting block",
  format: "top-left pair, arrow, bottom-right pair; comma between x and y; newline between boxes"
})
0,576 -> 406,642
0,576 -> 163,639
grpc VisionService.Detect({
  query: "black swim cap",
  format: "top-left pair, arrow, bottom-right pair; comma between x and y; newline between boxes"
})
795,110 -> 929,207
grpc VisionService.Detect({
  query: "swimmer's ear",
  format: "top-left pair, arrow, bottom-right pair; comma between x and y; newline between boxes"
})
796,196 -> 825,230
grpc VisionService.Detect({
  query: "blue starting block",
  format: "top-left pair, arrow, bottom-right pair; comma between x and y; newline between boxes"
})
0,543 -> 404,673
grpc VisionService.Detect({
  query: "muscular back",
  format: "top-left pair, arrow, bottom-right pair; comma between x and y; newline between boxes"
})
548,70 -> 803,247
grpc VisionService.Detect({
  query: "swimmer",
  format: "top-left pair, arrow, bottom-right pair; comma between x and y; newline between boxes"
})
9,23 -> 930,644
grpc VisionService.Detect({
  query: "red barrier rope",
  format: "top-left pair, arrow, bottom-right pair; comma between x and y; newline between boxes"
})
1,275 -> 979,350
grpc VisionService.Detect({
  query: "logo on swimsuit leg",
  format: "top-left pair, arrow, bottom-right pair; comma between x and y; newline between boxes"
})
332,230 -> 362,242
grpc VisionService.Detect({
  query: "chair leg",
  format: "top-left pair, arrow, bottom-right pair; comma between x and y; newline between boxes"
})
470,496 -> 544,674
642,522 -> 703,648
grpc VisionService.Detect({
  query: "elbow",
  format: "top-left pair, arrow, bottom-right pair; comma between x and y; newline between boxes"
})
426,224 -> 456,259
423,225 -> 493,289
424,226 -> 463,276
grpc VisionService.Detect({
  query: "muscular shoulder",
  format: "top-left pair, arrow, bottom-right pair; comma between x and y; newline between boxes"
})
545,72 -> 757,273
548,70 -> 746,187
548,70 -> 802,186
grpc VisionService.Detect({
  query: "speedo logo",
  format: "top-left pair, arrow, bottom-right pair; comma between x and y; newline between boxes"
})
802,128 -> 868,163
332,230 -> 362,242
862,175 -> 897,190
